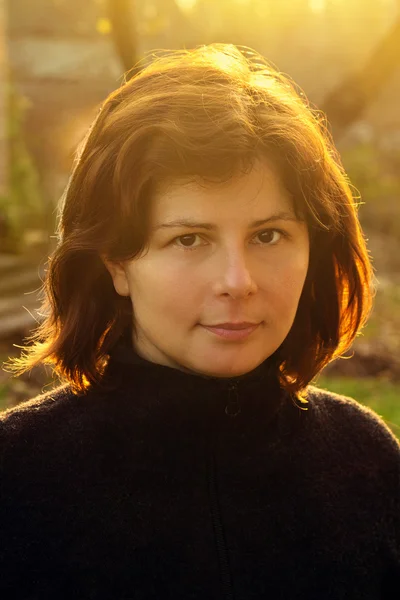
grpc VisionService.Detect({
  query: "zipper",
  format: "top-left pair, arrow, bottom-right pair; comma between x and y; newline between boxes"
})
207,443 -> 235,600
225,382 -> 241,417
206,381 -> 240,600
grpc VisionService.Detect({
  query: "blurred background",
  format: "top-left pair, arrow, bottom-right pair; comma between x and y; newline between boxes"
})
0,0 -> 399,434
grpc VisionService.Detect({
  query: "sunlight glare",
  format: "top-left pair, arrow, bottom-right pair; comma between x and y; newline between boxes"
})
309,0 -> 326,13
175,0 -> 198,13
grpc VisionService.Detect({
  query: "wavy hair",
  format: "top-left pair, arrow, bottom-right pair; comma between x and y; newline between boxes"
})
7,44 -> 374,395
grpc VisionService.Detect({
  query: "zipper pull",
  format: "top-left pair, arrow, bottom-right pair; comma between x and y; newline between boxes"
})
225,382 -> 241,417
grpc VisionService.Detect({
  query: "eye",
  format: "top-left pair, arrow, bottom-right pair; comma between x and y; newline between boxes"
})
252,229 -> 286,245
173,234 -> 203,250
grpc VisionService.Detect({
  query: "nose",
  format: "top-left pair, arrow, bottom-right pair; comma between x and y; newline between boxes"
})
213,247 -> 258,299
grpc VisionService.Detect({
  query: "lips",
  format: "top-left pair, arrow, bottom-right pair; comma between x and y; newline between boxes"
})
205,322 -> 260,330
202,323 -> 261,341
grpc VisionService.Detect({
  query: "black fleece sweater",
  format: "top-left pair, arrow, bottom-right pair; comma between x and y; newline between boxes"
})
1,338 -> 400,600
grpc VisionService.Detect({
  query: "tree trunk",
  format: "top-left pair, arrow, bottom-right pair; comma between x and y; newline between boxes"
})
322,18 -> 400,139
107,0 -> 140,80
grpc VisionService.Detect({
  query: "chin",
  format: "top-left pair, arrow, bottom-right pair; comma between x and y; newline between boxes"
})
194,359 -> 262,379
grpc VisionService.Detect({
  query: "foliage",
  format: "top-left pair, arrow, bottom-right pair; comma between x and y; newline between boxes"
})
0,84 -> 45,254
341,142 -> 400,238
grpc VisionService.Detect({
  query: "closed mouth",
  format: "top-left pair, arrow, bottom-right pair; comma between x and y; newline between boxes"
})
204,323 -> 260,330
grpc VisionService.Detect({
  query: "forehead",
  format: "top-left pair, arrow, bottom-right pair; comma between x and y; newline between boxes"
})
151,160 -> 294,222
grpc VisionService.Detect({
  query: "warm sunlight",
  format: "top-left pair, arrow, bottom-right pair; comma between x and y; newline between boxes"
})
0,0 -> 400,595
309,0 -> 326,14
174,0 -> 198,14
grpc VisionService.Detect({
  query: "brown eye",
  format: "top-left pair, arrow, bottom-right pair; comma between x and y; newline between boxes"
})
255,229 -> 283,245
175,234 -> 199,248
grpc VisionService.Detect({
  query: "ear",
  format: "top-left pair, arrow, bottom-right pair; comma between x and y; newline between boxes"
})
102,257 -> 130,297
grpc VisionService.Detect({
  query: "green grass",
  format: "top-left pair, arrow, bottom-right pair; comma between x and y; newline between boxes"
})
0,382 -> 19,413
0,385 -> 9,410
315,375 -> 400,439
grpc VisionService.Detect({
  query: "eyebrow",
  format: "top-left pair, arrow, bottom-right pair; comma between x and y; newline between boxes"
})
153,211 -> 300,232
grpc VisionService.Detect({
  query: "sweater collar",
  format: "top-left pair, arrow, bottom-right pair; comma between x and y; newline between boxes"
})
104,331 -> 286,424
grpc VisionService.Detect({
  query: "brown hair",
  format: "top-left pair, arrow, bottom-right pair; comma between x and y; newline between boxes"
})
7,44 -> 374,395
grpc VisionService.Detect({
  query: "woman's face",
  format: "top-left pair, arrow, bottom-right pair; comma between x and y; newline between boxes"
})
107,160 -> 310,377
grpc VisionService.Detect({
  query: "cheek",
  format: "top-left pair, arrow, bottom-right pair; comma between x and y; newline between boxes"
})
264,255 -> 309,312
130,262 -> 199,311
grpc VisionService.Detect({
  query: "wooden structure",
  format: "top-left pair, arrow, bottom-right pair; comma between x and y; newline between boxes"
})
0,253 -> 44,338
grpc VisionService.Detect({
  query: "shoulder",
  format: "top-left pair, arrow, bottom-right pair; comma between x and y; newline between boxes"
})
0,383 -> 109,462
1,384 -> 79,429
0,384 -> 74,450
303,384 -> 400,461
298,386 -> 400,548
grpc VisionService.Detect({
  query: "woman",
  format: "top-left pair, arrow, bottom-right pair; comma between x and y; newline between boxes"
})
1,44 -> 399,599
